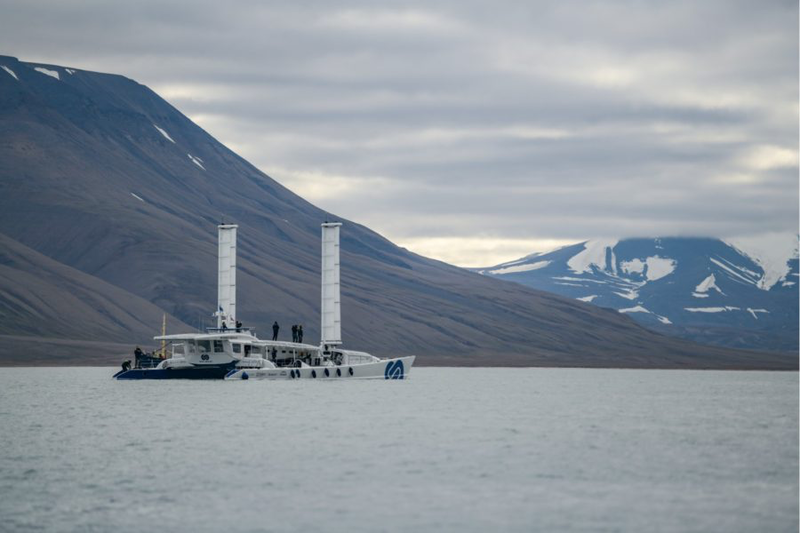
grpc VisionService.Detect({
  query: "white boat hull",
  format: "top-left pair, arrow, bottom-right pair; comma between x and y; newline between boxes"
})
225,356 -> 415,381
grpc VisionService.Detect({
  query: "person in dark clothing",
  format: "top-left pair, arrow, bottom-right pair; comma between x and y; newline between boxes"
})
291,324 -> 298,343
298,325 -> 304,343
236,320 -> 242,332
272,321 -> 280,341
121,360 -> 132,372
221,322 -> 228,332
271,347 -> 277,361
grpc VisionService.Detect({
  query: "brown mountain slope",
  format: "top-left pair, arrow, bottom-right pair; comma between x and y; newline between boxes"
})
0,232 -> 192,364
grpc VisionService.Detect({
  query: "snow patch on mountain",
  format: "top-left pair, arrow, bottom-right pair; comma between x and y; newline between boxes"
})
620,258 -> 645,275
34,67 -> 59,80
710,257 -> 755,285
576,295 -> 597,302
685,306 -> 740,313
620,305 -> 671,324
1,66 -> 18,80
153,124 -> 175,143
187,154 -> 205,170
620,256 -> 676,280
725,233 -> 799,290
130,193 -> 144,202
694,274 -> 724,297
488,260 -> 550,275
620,305 -> 649,314
684,306 -> 769,320
645,257 -> 676,280
567,239 -> 618,274
614,289 -> 639,300
718,256 -> 760,278
65,68 -> 75,75
552,276 -> 608,284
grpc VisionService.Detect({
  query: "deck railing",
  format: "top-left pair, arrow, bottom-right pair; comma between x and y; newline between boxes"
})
205,327 -> 254,334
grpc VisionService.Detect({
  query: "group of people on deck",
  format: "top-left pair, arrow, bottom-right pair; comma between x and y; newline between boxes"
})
220,320 -> 243,332
216,319 -> 305,343
291,324 -> 304,343
124,346 -> 164,370
269,322 -> 304,343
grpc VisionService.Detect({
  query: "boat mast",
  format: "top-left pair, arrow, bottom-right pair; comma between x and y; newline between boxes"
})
321,222 -> 342,347
215,223 -> 238,329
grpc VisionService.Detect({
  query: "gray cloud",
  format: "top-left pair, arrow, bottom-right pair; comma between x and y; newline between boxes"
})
0,0 -> 797,265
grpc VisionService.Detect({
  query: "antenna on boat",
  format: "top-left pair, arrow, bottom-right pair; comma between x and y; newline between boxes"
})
215,222 -> 239,329
160,313 -> 167,357
321,222 -> 342,348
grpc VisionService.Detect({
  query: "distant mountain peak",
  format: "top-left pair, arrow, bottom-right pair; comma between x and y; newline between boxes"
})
477,236 -> 799,352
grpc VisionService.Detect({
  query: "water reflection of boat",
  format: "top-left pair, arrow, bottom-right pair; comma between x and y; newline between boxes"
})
114,222 -> 414,381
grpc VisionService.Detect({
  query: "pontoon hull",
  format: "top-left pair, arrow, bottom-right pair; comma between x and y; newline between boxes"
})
114,364 -> 235,380
224,356 -> 415,381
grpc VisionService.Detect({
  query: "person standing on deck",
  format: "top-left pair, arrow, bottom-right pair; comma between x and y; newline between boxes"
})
298,325 -> 304,343
272,321 -> 280,341
291,324 -> 298,343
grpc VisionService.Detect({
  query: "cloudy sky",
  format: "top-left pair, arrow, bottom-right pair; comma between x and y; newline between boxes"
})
1,0 -> 797,265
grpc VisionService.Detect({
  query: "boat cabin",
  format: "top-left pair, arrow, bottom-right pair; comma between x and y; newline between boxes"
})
158,332 -> 323,368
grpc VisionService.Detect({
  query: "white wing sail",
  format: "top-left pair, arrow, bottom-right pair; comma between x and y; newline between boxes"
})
321,222 -> 342,346
216,224 -> 238,328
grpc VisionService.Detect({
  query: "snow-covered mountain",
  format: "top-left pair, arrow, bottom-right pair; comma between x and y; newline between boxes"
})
477,236 -> 799,352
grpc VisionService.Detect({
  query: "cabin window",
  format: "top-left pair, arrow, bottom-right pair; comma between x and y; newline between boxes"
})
213,340 -> 224,353
250,346 -> 262,356
232,343 -> 242,354
173,344 -> 185,355
198,340 -> 211,352
244,345 -> 252,356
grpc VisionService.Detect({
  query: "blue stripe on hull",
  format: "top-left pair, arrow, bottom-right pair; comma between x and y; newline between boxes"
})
114,364 -> 234,380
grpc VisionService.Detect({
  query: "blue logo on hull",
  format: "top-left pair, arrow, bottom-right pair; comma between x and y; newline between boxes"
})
384,360 -> 404,380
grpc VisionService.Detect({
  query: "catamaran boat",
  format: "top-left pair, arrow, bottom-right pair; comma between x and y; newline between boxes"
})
114,222 -> 415,380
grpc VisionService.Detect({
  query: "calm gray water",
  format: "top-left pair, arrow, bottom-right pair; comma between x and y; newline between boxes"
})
0,368 -> 796,532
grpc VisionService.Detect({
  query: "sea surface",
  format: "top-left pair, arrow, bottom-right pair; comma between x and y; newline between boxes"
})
0,367 -> 797,532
